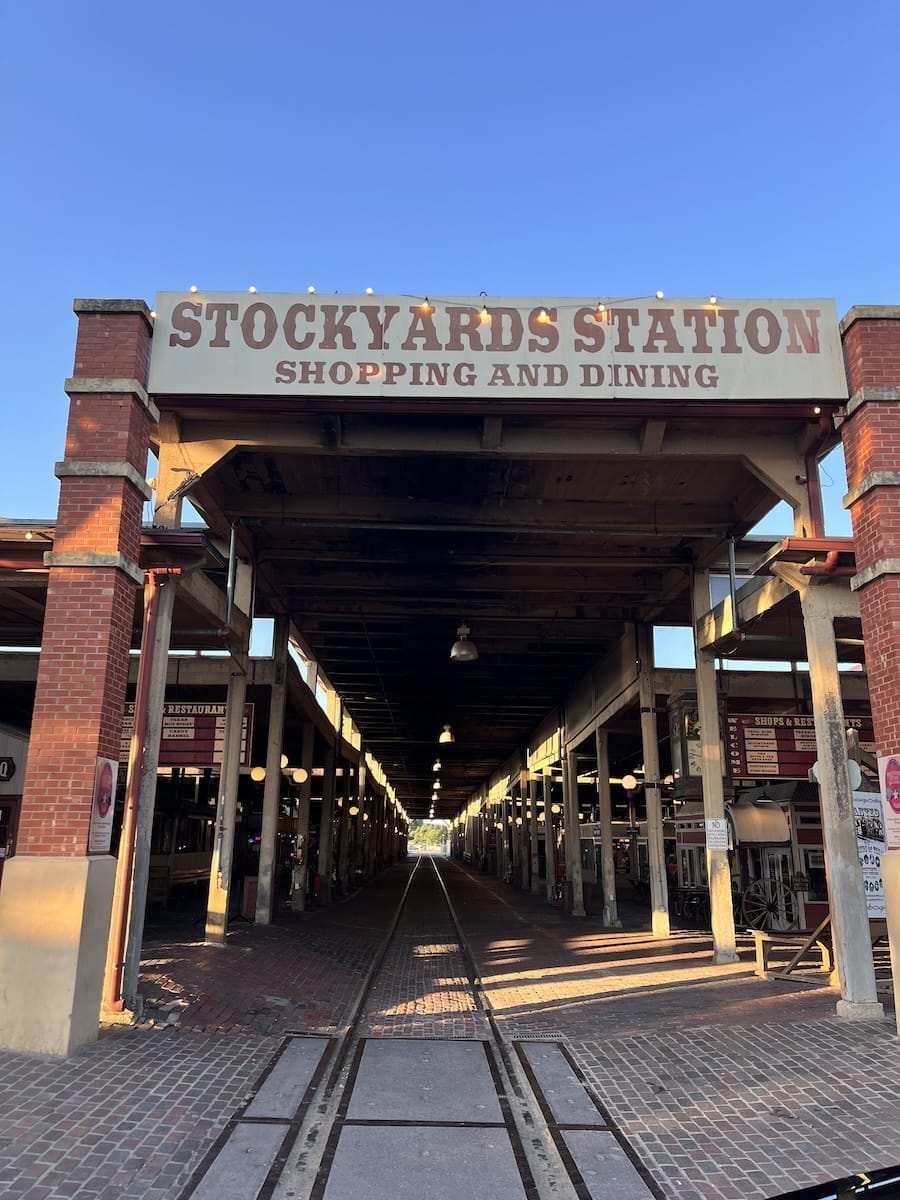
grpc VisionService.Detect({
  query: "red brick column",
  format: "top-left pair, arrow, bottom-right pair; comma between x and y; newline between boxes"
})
840,306 -> 900,755
17,300 -> 155,854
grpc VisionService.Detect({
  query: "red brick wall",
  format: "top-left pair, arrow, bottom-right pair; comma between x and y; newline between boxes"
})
17,303 -> 153,856
841,311 -> 900,755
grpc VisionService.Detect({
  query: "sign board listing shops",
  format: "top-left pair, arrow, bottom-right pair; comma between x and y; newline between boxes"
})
727,714 -> 874,780
147,293 -> 847,403
119,702 -> 254,769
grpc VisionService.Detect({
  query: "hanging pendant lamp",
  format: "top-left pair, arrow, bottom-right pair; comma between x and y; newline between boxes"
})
450,622 -> 479,662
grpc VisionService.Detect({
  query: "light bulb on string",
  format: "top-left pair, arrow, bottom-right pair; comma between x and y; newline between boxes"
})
420,297 -> 433,313
655,290 -> 664,299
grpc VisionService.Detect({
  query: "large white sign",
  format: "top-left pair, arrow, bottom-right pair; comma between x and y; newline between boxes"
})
148,293 -> 848,402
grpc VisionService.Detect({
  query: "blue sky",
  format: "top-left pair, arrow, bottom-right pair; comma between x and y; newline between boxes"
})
2,1 -> 895,544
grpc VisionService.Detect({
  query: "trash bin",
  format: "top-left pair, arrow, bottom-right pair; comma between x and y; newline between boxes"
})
241,876 -> 258,920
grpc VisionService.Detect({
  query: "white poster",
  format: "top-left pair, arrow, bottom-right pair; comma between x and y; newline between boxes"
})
878,754 -> 900,851
854,791 -> 886,918
88,757 -> 117,854
705,817 -> 729,851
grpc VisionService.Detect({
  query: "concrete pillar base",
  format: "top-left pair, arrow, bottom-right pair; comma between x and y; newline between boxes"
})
101,1003 -> 140,1026
651,909 -> 671,937
712,948 -> 740,965
0,855 -> 116,1056
835,998 -> 885,1021
602,908 -> 622,928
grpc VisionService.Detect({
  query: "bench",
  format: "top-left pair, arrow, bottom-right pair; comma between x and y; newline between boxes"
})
148,854 -> 211,905
750,929 -> 833,980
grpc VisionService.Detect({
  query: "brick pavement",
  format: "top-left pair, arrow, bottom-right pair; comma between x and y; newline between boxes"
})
0,857 -> 897,1199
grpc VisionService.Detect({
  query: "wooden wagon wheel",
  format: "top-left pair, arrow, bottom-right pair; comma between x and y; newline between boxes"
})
740,878 -> 799,931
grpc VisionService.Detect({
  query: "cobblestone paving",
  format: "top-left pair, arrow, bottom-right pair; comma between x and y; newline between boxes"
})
0,859 -> 897,1199
0,1031 -> 273,1199
360,933 -> 487,1038
358,863 -> 488,1037
139,919 -> 378,1035
449,867 -> 900,1200
571,1020 -> 900,1200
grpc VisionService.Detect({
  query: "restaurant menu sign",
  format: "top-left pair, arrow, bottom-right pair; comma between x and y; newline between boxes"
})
120,702 -> 253,768
148,293 -> 847,403
727,715 -> 874,780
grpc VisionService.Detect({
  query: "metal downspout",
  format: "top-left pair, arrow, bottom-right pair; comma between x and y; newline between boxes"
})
104,568 -> 179,1013
800,550 -> 854,577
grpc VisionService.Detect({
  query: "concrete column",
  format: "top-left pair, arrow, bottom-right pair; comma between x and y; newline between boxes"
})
318,744 -> 336,905
595,728 -> 620,927
354,758 -> 367,878
782,574 -> 882,1018
883,852 -> 900,1036
692,570 -> 738,963
382,790 -> 390,869
365,782 -> 379,879
564,749 -> 586,917
256,616 -> 290,925
519,771 -> 530,889
335,771 -> 351,894
529,776 -> 541,895
205,648 -> 249,944
637,623 -> 669,936
543,772 -> 555,902
290,723 -> 314,912
510,789 -> 520,884
495,799 -> 504,878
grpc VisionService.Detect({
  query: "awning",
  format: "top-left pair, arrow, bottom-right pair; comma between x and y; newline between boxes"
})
726,800 -> 791,845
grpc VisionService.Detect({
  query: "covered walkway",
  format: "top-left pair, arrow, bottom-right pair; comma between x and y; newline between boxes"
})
1,856 -> 897,1200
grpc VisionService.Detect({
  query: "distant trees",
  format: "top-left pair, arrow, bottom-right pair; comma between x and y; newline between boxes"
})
408,820 -> 449,849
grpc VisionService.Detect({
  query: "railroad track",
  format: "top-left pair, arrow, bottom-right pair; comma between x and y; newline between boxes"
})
177,856 -> 661,1200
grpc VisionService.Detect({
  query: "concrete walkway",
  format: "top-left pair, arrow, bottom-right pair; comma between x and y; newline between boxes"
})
0,857 -> 897,1199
